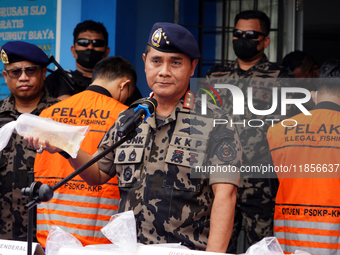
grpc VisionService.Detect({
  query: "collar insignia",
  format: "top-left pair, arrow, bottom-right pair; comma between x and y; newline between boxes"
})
183,90 -> 194,109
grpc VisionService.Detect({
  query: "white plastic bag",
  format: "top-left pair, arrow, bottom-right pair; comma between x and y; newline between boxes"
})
243,237 -> 284,255
101,210 -> 138,255
0,113 -> 90,158
45,226 -> 83,255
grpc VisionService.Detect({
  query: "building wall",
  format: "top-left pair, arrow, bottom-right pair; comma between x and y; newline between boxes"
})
59,0 -> 116,71
116,0 -> 174,97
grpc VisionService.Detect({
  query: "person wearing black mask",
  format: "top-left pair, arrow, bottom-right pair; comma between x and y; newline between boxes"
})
44,20 -> 142,104
205,10 -> 294,254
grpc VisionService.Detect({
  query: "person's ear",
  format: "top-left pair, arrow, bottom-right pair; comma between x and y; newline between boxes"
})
190,59 -> 199,76
104,47 -> 110,58
311,91 -> 317,104
42,67 -> 48,80
120,79 -> 131,90
3,70 -> 8,83
71,45 -> 77,58
142,53 -> 147,73
263,36 -> 270,49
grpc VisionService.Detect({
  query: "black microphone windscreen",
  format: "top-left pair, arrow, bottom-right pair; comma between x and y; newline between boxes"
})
144,98 -> 158,114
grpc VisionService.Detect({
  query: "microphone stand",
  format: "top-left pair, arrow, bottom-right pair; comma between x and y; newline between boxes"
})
21,130 -> 137,255
26,168 -> 35,255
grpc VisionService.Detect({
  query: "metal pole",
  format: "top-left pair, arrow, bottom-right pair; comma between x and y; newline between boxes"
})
174,0 -> 179,24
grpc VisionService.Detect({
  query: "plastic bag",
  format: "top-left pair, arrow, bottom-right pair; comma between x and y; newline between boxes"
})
0,113 -> 90,158
294,251 -> 312,255
243,237 -> 312,255
101,210 -> 137,255
45,226 -> 83,255
243,237 -> 284,255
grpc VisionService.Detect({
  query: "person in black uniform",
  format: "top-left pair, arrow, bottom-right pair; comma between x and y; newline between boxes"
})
44,20 -> 142,105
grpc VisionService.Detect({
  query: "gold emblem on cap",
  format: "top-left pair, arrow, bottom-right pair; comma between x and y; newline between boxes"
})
151,28 -> 162,47
1,49 -> 9,64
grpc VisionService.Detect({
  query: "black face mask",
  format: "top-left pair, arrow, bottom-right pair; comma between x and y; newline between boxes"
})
233,38 -> 261,60
75,49 -> 105,69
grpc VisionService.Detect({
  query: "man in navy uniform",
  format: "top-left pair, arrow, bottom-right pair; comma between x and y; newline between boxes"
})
0,41 -> 58,241
28,23 -> 242,252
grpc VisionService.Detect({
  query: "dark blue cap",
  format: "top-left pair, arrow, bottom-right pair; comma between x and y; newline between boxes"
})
1,41 -> 49,66
148,22 -> 200,59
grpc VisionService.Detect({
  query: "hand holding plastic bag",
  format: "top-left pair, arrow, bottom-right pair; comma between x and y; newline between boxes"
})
0,113 -> 90,158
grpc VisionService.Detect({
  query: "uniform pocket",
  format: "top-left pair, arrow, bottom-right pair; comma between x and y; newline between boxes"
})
163,145 -> 205,193
161,112 -> 212,193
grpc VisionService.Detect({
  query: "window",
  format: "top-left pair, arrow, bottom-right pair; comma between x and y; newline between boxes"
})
177,0 -> 286,77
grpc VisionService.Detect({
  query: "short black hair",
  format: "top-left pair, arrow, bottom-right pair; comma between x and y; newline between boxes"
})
73,20 -> 109,46
235,10 -> 270,35
282,50 -> 317,72
317,59 -> 340,94
92,56 -> 137,88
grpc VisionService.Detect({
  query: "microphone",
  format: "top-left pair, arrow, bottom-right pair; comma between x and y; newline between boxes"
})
117,98 -> 158,137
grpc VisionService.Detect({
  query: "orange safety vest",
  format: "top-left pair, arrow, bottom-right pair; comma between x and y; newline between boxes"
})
34,87 -> 128,247
267,102 -> 340,255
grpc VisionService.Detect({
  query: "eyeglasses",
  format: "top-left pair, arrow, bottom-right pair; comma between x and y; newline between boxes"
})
76,38 -> 106,47
5,65 -> 40,79
232,29 -> 267,40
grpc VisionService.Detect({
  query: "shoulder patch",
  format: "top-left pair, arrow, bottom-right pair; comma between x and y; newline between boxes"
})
217,141 -> 237,162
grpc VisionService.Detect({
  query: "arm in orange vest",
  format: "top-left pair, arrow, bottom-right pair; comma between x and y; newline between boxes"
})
25,136 -> 111,185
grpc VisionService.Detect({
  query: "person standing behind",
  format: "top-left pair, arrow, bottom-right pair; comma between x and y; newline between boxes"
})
267,59 -> 340,254
45,20 -> 142,104
45,20 -> 110,100
34,56 -> 136,247
281,50 -> 319,80
0,41 -> 59,241
281,50 -> 320,116
205,10 -> 294,253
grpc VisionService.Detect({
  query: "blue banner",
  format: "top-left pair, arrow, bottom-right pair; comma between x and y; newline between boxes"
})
0,0 -> 58,99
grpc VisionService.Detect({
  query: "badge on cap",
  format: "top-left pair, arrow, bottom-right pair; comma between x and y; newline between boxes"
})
151,28 -> 162,47
1,49 -> 9,64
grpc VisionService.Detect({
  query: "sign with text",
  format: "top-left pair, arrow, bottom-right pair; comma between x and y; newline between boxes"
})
0,239 -> 45,255
0,0 -> 59,99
